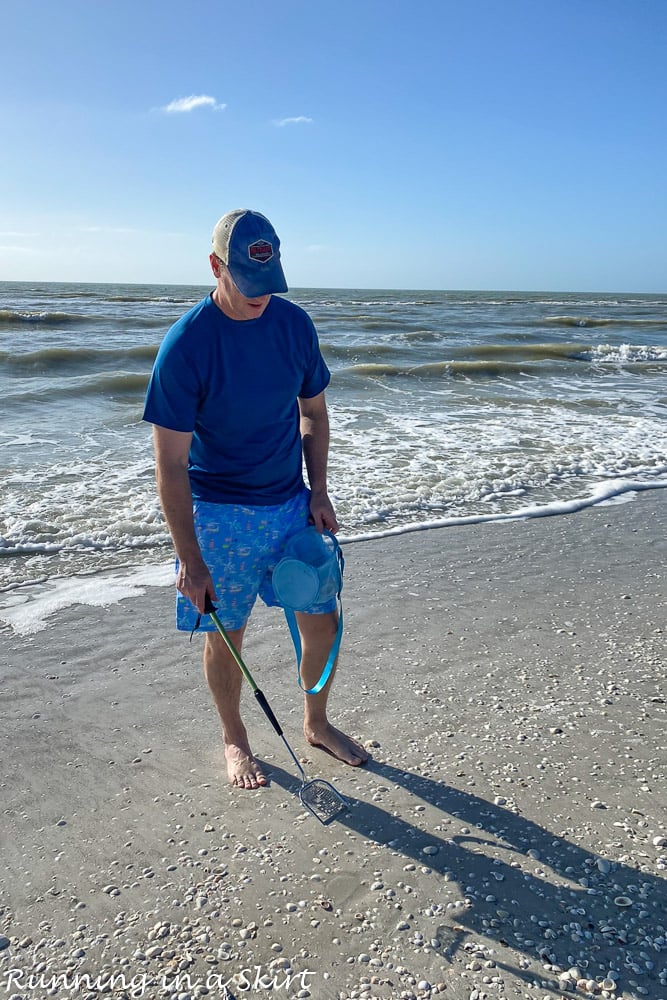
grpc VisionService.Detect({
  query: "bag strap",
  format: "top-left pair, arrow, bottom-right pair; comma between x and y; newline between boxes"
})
284,598 -> 343,694
284,538 -> 345,695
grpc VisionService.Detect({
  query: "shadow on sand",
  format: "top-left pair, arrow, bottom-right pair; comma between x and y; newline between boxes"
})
267,756 -> 666,993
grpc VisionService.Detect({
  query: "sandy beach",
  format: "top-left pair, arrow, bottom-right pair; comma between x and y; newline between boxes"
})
1,494 -> 665,1000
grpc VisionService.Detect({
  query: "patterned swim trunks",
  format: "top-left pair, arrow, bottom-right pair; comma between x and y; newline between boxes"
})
176,487 -> 336,632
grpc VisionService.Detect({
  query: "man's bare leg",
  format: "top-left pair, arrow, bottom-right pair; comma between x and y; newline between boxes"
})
296,610 -> 368,766
203,627 -> 268,789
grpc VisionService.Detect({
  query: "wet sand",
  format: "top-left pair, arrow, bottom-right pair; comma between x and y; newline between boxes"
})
1,493 -> 666,1000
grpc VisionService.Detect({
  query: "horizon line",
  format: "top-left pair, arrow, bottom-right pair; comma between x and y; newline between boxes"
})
1,279 -> 665,297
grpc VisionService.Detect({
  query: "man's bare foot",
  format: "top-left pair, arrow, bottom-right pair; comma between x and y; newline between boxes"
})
225,742 -> 268,789
304,722 -> 368,766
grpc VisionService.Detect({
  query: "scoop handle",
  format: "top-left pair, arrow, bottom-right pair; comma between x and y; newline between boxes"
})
204,597 -> 284,737
253,689 -> 283,737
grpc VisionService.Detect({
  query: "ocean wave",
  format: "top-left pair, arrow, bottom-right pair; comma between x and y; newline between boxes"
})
351,316 -> 432,331
0,344 -> 158,371
0,308 -> 90,327
0,309 -> 169,334
542,315 -> 667,328
298,297 -> 447,308
465,342 -> 667,364
338,359 -> 560,379
7,371 -> 150,402
105,294 -> 198,305
332,342 -> 667,379
323,343 -> 398,361
464,342 -> 587,361
301,293 -> 667,310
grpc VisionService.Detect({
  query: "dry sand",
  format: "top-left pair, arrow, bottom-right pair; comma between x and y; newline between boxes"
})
1,494 -> 665,1000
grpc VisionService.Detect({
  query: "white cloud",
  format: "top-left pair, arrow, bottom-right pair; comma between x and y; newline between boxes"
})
162,95 -> 227,114
273,116 -> 313,127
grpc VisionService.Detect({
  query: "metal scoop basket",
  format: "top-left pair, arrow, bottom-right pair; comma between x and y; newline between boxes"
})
205,600 -> 347,825
298,773 -> 348,825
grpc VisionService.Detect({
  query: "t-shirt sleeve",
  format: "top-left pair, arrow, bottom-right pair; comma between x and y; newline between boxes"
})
143,332 -> 201,432
299,315 -> 331,399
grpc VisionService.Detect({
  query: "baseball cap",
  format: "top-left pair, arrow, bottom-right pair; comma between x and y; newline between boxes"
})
212,209 -> 288,297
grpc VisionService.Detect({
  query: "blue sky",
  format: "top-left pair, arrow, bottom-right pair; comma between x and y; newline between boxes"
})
1,0 -> 666,291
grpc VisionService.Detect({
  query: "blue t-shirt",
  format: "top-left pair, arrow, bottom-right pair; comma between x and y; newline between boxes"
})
143,294 -> 330,504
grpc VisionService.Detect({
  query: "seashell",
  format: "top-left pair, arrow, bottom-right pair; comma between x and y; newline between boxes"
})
613,895 -> 632,907
600,979 -> 617,991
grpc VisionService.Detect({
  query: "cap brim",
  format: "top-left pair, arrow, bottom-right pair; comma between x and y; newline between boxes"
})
229,262 -> 288,298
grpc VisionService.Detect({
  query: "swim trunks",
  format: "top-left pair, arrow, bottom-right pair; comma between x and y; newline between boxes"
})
176,488 -> 337,632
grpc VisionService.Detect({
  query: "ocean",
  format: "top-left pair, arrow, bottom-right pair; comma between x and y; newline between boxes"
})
1,282 -> 666,633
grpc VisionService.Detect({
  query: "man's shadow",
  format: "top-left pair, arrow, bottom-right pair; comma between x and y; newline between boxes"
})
267,758 -> 666,992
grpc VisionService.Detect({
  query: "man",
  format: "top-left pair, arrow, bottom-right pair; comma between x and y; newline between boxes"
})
143,209 -> 367,789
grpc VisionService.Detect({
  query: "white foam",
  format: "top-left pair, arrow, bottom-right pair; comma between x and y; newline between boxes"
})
587,343 -> 667,362
0,563 -> 174,636
339,478 -> 667,544
2,479 -> 665,636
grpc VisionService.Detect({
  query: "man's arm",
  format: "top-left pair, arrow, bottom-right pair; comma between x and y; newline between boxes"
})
152,425 -> 215,613
298,391 -> 339,533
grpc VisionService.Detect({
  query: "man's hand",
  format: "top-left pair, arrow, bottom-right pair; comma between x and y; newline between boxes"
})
176,556 -> 217,614
309,489 -> 339,534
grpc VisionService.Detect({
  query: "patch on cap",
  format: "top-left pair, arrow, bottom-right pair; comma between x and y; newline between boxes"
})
248,239 -> 274,263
